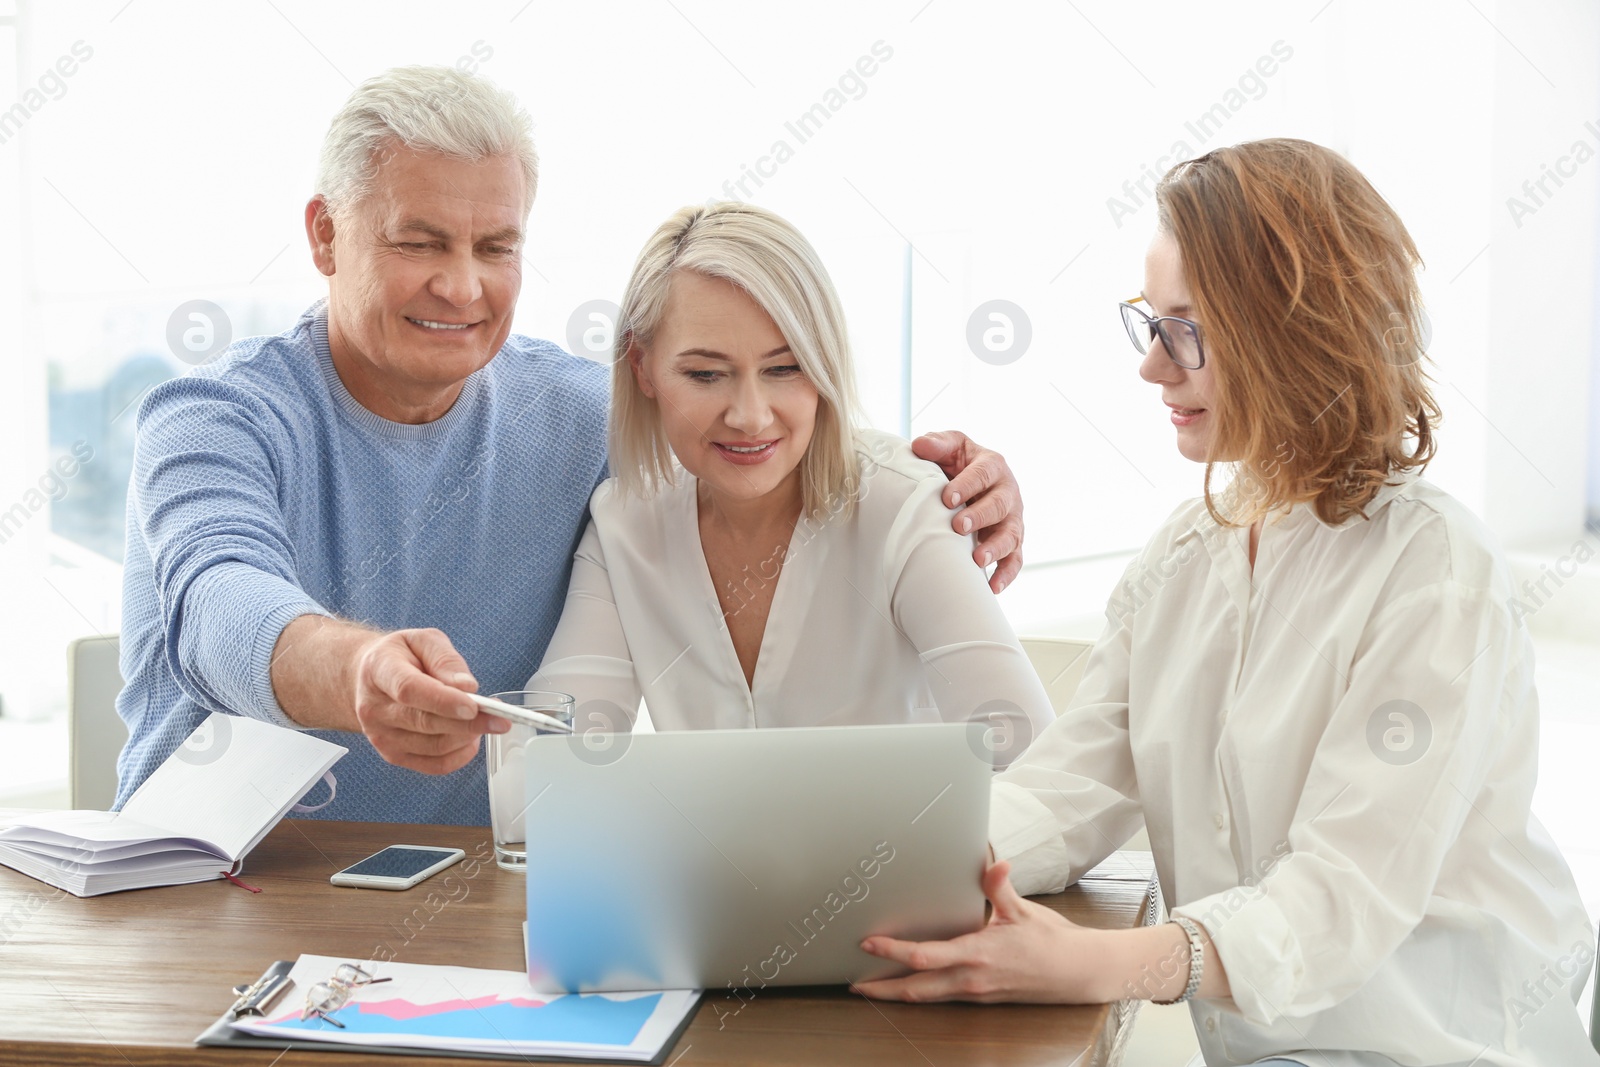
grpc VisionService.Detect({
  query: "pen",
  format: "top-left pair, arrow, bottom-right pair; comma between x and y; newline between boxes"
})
469,693 -> 574,734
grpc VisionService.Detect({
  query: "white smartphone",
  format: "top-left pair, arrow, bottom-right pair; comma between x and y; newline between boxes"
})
329,845 -> 466,890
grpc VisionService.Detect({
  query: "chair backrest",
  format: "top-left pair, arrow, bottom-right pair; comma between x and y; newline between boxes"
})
67,635 -> 125,810
1019,637 -> 1096,717
1592,923 -> 1600,1052
1017,635 -> 1151,852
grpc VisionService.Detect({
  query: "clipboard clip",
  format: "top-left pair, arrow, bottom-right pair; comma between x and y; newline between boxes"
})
229,968 -> 294,1019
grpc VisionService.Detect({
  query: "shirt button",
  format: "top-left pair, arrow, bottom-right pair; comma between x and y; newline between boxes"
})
1205,1017 -> 1217,1032
1213,813 -> 1226,830
1218,709 -> 1229,724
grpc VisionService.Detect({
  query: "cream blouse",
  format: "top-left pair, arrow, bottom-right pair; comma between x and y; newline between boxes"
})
530,430 -> 1054,765
990,473 -> 1597,1066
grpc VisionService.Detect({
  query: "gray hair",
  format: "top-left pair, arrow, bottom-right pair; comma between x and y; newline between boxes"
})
316,65 -> 538,220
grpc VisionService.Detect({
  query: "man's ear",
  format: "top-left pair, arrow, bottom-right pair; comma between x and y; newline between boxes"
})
628,340 -> 657,399
305,197 -> 337,277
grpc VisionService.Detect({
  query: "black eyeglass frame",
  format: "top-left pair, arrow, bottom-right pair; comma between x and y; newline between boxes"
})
1118,297 -> 1206,370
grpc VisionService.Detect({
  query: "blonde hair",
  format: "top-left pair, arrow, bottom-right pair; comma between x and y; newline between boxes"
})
1155,138 -> 1441,526
610,202 -> 863,517
317,65 -> 538,222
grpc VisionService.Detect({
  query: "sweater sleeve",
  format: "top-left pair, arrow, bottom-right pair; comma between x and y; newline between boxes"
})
883,464 -> 1055,769
130,378 -> 330,728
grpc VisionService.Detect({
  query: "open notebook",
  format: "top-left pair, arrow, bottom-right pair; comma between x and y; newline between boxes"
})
0,713 -> 345,896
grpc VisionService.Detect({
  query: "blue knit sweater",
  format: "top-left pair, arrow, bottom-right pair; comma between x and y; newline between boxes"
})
114,301 -> 609,824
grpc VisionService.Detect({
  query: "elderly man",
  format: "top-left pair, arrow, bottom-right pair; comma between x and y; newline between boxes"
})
114,66 -> 1026,824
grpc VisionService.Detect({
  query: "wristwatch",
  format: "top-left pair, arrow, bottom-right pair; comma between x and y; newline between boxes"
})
1153,915 -> 1204,1005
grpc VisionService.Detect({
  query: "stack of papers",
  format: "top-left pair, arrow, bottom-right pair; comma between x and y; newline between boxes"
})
0,713 -> 345,896
223,955 -> 701,1062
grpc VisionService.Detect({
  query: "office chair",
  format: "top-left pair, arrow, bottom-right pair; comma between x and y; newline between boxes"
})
1018,636 -> 1150,853
67,635 -> 125,810
1591,933 -> 1600,1052
1019,636 -> 1095,716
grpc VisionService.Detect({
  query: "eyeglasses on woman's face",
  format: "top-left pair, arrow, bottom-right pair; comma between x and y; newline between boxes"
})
1119,296 -> 1206,370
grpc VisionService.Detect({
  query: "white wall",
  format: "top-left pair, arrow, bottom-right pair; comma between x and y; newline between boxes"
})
1483,1 -> 1599,549
2,0 -> 1597,717
997,0 -> 1600,630
0,2 -> 59,720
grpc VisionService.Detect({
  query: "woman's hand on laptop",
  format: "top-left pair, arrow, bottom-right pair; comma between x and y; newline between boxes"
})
911,431 -> 1024,594
853,860 -> 1114,1003
856,860 -> 1221,1005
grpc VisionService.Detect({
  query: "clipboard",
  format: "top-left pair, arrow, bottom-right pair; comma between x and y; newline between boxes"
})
196,960 -> 703,1064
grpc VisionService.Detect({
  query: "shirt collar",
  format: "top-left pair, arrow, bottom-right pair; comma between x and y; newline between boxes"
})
309,300 -> 487,441
1171,468 -> 1419,544
1297,469 -> 1418,530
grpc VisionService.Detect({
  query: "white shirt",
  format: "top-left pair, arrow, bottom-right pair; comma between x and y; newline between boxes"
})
990,473 -> 1598,1067
530,430 -> 1053,763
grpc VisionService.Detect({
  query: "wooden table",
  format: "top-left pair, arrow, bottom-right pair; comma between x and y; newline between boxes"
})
0,817 -> 1157,1067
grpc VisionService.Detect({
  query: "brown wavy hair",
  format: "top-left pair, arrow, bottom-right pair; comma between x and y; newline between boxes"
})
1155,138 -> 1441,526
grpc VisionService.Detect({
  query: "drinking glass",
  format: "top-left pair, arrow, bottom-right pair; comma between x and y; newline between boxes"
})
485,690 -> 574,872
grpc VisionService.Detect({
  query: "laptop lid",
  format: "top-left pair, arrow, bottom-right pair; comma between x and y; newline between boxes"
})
522,722 -> 991,993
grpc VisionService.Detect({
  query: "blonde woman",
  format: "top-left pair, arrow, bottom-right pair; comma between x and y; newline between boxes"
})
528,202 -> 1053,764
857,140 -> 1598,1065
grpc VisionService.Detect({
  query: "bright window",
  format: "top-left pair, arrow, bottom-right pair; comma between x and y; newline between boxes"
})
1,0 -> 1594,762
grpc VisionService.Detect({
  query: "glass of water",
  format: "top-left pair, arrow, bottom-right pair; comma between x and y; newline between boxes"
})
485,690 -> 574,872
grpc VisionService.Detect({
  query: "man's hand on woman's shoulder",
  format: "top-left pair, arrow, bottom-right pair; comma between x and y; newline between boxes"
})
911,430 -> 1025,593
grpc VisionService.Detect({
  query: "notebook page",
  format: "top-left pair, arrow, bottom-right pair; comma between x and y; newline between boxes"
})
0,809 -> 176,849
121,713 -> 346,860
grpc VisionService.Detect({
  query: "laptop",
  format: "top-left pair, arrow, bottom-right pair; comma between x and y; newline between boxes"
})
521,722 -> 992,994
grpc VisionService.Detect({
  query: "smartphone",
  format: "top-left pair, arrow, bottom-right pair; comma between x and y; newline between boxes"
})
329,845 -> 466,890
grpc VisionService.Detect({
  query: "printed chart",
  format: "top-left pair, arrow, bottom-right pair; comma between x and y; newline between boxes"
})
232,955 -> 699,1061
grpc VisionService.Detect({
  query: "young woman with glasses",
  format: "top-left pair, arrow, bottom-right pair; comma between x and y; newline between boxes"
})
856,138 -> 1598,1066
